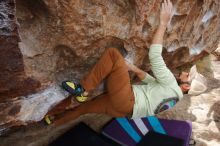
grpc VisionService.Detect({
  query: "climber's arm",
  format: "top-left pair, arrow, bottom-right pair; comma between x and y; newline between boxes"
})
149,0 -> 176,85
125,61 -> 155,83
152,0 -> 172,45
125,0 -> 174,84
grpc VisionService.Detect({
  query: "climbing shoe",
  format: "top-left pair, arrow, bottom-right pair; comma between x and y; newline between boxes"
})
62,81 -> 88,103
62,81 -> 85,96
75,94 -> 88,103
44,115 -> 54,125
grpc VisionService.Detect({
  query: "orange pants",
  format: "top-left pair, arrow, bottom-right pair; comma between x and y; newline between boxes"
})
54,48 -> 134,125
80,48 -> 134,117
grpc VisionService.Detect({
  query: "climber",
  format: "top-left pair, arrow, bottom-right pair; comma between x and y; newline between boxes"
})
52,0 -> 191,126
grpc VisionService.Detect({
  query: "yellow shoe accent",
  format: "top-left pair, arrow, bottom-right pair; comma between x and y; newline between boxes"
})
45,115 -> 52,125
75,95 -> 88,103
66,82 -> 76,89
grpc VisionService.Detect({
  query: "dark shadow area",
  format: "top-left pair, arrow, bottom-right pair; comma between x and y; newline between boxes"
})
163,46 -> 190,69
170,14 -> 187,26
16,0 -> 50,18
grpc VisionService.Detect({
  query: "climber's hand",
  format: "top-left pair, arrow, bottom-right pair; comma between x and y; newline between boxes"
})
160,0 -> 173,27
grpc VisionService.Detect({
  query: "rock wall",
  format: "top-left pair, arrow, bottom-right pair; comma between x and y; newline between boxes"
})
17,0 -> 219,86
0,0 -> 220,134
0,0 -> 40,100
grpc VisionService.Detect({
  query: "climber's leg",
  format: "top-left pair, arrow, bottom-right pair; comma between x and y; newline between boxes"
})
62,48 -> 129,102
54,93 -> 126,126
53,48 -> 134,125
80,48 -> 127,92
81,48 -> 134,113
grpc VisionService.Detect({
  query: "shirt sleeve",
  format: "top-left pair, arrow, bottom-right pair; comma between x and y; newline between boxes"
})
141,72 -> 156,84
149,44 -> 176,85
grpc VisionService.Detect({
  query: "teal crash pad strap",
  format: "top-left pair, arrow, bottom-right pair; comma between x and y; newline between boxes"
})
116,118 -> 141,143
147,116 -> 166,135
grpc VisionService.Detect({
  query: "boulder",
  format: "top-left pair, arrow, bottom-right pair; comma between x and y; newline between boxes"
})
0,1 -> 219,144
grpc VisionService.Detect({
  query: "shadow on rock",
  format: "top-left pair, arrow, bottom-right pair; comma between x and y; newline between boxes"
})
207,101 -> 220,132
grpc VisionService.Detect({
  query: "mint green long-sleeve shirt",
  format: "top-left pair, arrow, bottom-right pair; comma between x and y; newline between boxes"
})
131,44 -> 183,118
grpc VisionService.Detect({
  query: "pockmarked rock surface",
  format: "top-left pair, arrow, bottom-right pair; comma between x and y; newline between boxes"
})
0,0 -> 220,143
15,0 -> 220,89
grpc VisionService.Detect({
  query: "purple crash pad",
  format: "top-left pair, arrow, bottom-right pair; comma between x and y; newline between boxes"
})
102,117 -> 192,146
